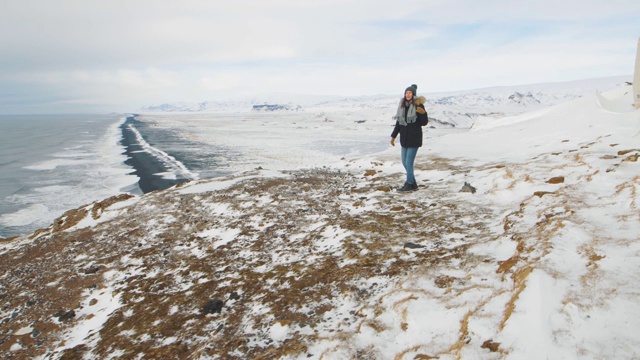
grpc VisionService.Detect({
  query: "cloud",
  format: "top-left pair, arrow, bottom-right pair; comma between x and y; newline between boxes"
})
0,0 -> 638,113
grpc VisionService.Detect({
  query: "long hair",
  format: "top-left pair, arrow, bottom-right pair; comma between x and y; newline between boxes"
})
399,96 -> 413,108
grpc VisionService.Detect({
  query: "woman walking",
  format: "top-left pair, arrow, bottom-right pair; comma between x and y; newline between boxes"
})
390,84 -> 429,192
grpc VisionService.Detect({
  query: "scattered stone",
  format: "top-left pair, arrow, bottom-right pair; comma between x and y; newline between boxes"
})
623,154 -> 638,162
56,310 -> 76,322
202,299 -> 224,314
459,182 -> 476,194
546,176 -> 565,184
534,191 -> 553,198
481,339 -> 501,352
404,242 -> 425,249
617,149 -> 640,156
364,169 -> 377,177
162,249 -> 170,256
229,292 -> 240,300
84,265 -> 103,275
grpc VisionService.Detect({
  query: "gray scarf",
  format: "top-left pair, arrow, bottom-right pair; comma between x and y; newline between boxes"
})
393,99 -> 417,126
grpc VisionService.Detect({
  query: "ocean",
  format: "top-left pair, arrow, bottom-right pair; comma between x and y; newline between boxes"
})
0,114 -> 133,238
0,114 -> 227,239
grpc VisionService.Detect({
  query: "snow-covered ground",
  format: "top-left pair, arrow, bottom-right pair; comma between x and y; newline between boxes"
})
135,76 -> 630,176
1,81 -> 639,359
141,76 -> 629,128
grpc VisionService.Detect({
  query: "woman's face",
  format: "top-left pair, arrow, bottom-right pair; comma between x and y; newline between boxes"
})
405,90 -> 413,100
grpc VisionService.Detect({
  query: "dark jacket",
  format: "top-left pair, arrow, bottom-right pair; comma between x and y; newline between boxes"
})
391,96 -> 429,147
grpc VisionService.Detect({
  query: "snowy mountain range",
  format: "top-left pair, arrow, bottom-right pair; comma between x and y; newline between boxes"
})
140,76 -> 630,128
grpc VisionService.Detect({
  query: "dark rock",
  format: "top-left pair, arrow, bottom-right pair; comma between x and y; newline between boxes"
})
56,310 -> 76,322
84,265 -> 103,275
404,242 -> 425,249
229,292 -> 240,300
202,299 -> 224,314
459,182 -> 476,194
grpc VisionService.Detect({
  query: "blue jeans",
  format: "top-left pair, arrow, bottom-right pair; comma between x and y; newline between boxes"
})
401,147 -> 419,184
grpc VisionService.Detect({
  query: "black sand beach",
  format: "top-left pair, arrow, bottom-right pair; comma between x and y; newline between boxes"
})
121,116 -> 189,193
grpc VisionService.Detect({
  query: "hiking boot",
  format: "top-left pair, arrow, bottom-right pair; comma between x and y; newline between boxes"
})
398,182 -> 418,192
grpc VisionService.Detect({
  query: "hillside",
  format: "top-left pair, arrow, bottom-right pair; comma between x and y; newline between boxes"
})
1,84 -> 639,359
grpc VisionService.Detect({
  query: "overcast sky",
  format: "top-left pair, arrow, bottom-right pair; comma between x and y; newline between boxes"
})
1,0 -> 638,113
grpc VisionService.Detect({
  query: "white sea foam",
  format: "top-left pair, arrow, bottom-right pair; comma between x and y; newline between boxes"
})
34,185 -> 73,194
24,159 -> 72,171
0,204 -> 49,227
95,117 -> 141,192
0,115 -> 139,237
125,123 -> 199,180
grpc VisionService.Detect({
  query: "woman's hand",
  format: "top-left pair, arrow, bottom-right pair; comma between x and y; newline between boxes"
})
390,137 -> 396,146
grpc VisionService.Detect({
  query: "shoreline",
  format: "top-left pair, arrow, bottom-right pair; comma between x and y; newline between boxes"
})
120,116 -> 189,194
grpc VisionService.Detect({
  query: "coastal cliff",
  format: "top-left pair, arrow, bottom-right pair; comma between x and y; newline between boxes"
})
1,87 -> 639,359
